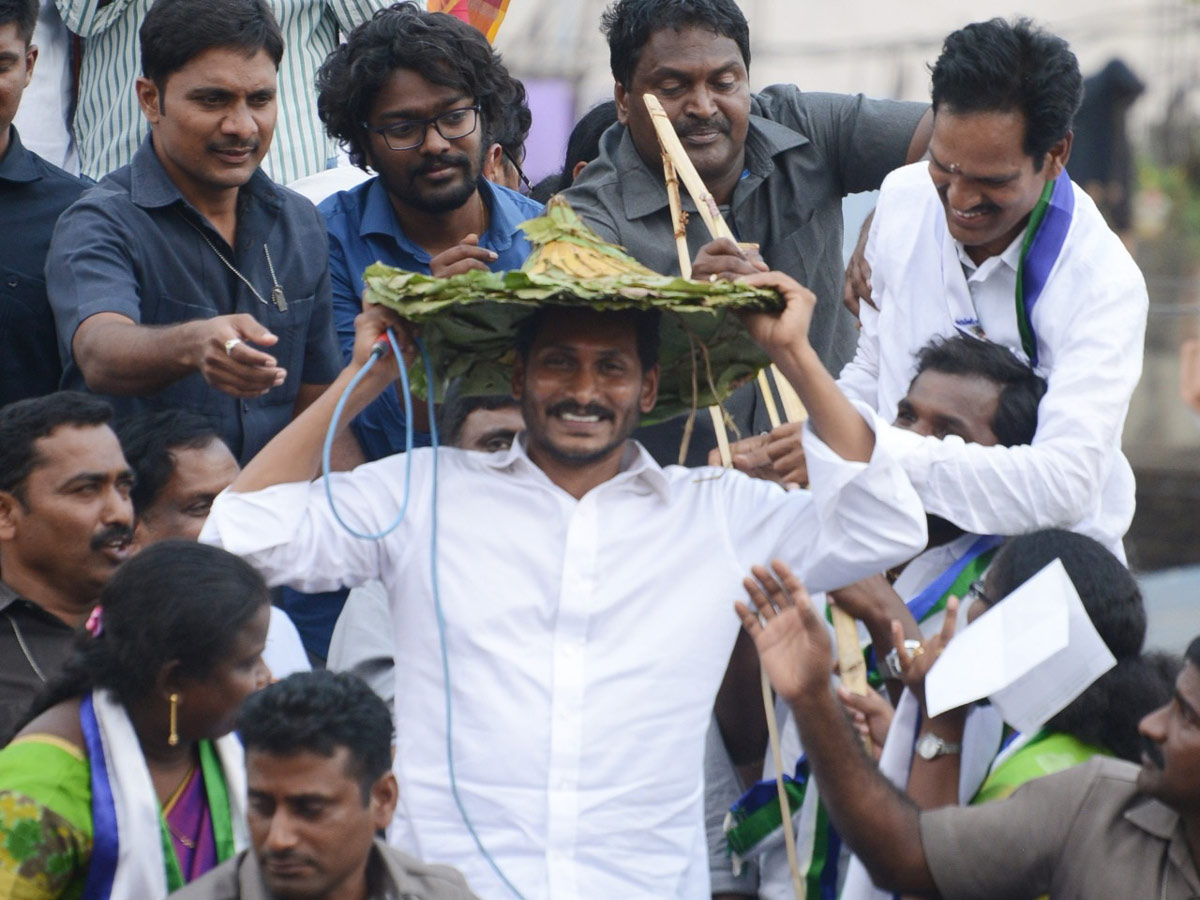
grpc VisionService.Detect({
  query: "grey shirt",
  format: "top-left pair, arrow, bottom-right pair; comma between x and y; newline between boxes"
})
46,136 -> 342,464
920,756 -> 1200,899
561,86 -> 927,465
170,838 -> 480,900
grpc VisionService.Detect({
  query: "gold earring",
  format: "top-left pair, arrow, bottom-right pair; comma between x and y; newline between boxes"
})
168,693 -> 180,746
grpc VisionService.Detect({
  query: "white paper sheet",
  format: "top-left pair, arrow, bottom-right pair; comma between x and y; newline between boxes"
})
925,558 -> 1115,731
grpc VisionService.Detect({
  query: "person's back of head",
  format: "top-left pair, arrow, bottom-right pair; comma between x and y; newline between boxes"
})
139,0 -> 283,88
912,335 -> 1048,447
601,0 -> 750,89
0,0 -> 37,44
930,17 -> 1081,168
25,540 -> 270,720
531,101 -> 621,203
317,0 -> 516,170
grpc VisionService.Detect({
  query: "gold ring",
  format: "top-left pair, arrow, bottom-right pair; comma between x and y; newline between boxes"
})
910,644 -> 925,658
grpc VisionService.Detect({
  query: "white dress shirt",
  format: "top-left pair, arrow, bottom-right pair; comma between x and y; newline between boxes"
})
840,162 -> 1147,559
201,414 -> 926,899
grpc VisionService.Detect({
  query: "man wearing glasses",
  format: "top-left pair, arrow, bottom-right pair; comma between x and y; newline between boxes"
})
314,2 -> 541,461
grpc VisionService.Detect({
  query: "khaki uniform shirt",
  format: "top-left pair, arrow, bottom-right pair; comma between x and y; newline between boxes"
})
921,757 -> 1200,899
169,838 -> 479,900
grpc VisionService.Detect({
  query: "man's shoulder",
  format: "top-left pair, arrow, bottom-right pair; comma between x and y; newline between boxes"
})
488,181 -> 543,220
167,852 -> 244,899
379,842 -> 478,898
10,149 -> 90,207
317,176 -> 375,223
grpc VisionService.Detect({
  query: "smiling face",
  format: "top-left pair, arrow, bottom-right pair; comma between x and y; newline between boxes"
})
136,45 -> 277,209
1137,661 -> 1200,816
512,309 -> 658,472
616,25 -> 750,203
0,425 -> 135,620
927,107 -> 1070,265
248,747 -> 397,900
363,67 -> 486,217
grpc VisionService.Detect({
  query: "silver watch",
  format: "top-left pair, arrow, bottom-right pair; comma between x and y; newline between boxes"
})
881,640 -> 923,680
915,732 -> 962,760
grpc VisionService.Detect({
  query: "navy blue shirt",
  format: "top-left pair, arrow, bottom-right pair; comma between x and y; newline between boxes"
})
319,176 -> 542,460
0,127 -> 88,409
46,137 -> 341,463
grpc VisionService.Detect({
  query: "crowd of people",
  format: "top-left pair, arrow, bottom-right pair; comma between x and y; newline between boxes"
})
0,0 -> 1194,898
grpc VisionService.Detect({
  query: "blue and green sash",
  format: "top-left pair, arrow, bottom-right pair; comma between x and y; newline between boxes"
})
1014,174 -> 1075,366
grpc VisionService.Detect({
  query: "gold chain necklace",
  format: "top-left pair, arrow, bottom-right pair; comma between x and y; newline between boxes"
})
180,215 -> 287,312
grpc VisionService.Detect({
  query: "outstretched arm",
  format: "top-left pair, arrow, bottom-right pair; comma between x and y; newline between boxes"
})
736,561 -> 941,897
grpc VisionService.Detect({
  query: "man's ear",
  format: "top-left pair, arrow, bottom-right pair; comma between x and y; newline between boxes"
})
639,364 -> 659,415
370,771 -> 399,827
0,491 -> 21,541
23,44 -> 38,88
482,142 -> 504,183
511,355 -> 525,400
136,76 -> 162,125
614,81 -> 629,125
1043,131 -> 1073,181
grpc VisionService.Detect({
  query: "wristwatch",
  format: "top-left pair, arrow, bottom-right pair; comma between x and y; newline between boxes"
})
915,732 -> 962,760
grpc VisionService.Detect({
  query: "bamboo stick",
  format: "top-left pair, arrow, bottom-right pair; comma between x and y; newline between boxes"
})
661,153 -> 691,279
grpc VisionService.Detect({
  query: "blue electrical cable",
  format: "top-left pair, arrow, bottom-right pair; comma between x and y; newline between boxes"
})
322,329 -> 527,900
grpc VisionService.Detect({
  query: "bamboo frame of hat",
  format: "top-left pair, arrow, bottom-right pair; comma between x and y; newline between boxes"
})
648,92 -> 875,896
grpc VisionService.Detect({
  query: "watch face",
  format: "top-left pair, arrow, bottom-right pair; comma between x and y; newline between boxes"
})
916,733 -> 941,760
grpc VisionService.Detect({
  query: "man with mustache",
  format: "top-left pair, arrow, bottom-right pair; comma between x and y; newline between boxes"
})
315,3 -> 541,461
837,18 -> 1146,559
560,0 -> 932,465
44,0 -> 342,465
0,392 -> 135,746
737,566 -> 1200,899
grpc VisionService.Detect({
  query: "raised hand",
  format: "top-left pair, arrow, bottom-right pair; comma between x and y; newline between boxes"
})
889,594 -> 959,712
735,560 -> 832,704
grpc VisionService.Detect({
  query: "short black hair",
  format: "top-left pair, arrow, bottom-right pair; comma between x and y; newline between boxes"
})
140,0 -> 283,86
28,541 -> 270,717
911,334 -> 1047,447
238,670 -> 393,802
317,1 -> 523,170
438,387 -> 520,448
492,69 -> 532,164
0,0 -> 37,44
1189,636 -> 1200,670
601,0 -> 750,89
513,306 -> 662,372
117,410 -> 226,515
0,392 -> 115,499
986,529 -> 1146,660
930,18 -> 1082,169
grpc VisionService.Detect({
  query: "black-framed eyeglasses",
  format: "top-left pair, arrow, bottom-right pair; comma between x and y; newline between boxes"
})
966,578 -> 993,607
363,106 -> 481,151
503,146 -> 533,195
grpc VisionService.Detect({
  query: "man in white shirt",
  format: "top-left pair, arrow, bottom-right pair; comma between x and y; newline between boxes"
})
200,270 -> 928,899
837,17 -> 1147,560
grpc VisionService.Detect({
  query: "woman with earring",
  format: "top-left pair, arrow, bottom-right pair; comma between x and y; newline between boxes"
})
0,540 -> 271,898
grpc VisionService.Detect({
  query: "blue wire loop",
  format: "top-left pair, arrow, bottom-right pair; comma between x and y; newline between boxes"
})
321,328 -> 527,900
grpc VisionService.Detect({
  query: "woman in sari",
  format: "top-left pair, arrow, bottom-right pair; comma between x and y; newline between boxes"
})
0,540 -> 270,898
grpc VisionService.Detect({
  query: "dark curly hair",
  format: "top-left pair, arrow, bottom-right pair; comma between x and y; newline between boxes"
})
601,0 -> 750,89
316,1 -> 526,170
238,670 -> 392,802
930,18 -> 1082,170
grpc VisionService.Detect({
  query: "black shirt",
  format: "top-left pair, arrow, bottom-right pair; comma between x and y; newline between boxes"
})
0,127 -> 88,408
0,581 -> 78,746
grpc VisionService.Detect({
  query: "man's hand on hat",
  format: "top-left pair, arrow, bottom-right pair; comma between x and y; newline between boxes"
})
690,237 -> 767,282
195,314 -> 286,398
429,233 -> 499,277
736,270 -> 817,358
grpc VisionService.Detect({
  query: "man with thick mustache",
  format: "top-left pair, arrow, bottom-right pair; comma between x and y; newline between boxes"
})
44,0 -> 341,464
315,3 -> 541,461
837,18 -> 1147,559
0,392 -> 136,746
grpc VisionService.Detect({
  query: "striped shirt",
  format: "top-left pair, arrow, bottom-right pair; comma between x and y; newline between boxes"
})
56,0 -> 408,183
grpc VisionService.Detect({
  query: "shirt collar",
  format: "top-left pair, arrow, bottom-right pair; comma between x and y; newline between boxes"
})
359,175 -> 523,255
1125,796 -> 1200,891
128,134 -> 282,213
955,226 -> 1025,277
0,127 -> 42,184
617,114 -> 807,222
0,581 -> 19,614
480,433 -> 672,502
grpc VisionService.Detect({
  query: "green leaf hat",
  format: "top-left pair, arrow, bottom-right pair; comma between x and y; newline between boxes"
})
362,196 -> 783,425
